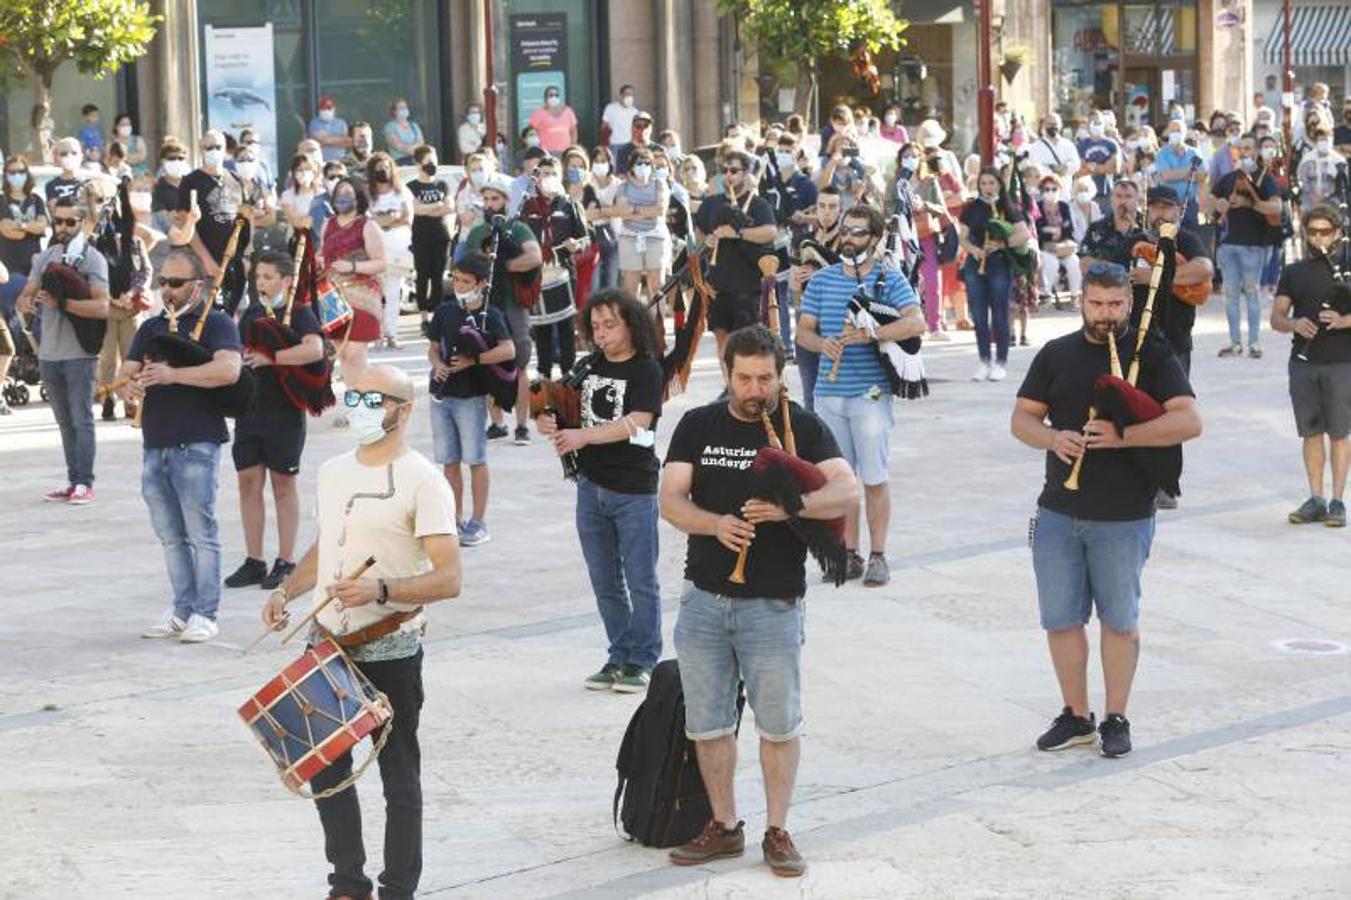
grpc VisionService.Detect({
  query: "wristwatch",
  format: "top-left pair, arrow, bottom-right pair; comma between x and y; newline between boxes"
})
377,578 -> 390,605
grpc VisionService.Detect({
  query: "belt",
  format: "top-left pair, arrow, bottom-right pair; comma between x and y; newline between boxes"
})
331,611 -> 420,648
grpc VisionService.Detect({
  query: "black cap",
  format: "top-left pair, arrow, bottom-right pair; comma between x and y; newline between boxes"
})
523,145 -> 549,162
455,250 -> 493,282
1146,185 -> 1180,205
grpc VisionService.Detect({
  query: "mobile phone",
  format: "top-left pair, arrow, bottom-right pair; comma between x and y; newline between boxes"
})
843,147 -> 861,159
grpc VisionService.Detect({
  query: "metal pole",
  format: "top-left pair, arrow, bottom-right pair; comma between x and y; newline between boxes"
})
977,0 -> 995,165
484,0 -> 499,156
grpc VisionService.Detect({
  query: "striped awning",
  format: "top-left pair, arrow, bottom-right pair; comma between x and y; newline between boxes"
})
1263,5 -> 1351,67
1136,8 -> 1176,55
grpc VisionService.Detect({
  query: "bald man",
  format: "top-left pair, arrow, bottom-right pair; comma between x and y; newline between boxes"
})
261,364 -> 461,899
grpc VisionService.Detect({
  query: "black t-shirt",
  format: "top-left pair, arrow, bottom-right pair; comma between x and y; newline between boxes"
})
577,354 -> 663,494
1131,227 -> 1210,354
1211,169 -> 1278,247
427,301 -> 511,398
1275,249 -> 1351,365
128,308 -> 243,448
237,301 -> 323,413
694,192 -> 775,294
151,177 -> 180,213
1018,329 -> 1193,521
406,177 -> 451,241
959,199 -> 1027,247
44,176 -> 83,206
1334,123 -> 1351,148
1036,201 -> 1074,244
1,191 -> 46,275
522,194 -> 590,264
176,168 -> 258,263
664,400 -> 842,599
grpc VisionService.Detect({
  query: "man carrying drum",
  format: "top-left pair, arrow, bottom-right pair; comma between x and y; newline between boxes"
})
261,364 -> 460,900
659,325 -> 856,878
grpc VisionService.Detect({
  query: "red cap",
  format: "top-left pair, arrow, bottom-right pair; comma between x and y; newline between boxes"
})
318,95 -> 336,110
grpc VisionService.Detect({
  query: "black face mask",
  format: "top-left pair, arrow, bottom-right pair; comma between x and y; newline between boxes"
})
374,169 -> 391,183
1044,127 -> 1059,138
421,162 -> 436,176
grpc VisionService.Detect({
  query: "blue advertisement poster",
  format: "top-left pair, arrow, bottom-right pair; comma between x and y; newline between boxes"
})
204,24 -> 279,176
510,13 -> 568,137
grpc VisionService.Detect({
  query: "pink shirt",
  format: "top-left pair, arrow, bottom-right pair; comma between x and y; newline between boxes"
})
528,105 -> 578,153
880,123 -> 909,144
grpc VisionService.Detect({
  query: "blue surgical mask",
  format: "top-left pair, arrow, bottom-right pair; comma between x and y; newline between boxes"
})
6,172 -> 25,189
632,164 -> 652,180
203,148 -> 225,168
350,403 -> 393,445
333,195 -> 357,214
467,112 -> 482,126
566,167 -> 583,184
653,166 -> 670,181
775,151 -> 794,170
470,170 -> 488,188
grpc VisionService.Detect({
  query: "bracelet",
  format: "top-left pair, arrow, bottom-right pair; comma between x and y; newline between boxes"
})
274,584 -> 291,606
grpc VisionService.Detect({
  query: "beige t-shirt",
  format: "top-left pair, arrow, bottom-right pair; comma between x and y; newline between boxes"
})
311,447 -> 455,652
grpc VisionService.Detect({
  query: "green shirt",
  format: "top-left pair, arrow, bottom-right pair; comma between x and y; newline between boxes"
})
461,220 -> 537,311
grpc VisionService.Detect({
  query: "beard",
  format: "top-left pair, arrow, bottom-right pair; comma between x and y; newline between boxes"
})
1083,316 -> 1127,344
731,390 -> 777,421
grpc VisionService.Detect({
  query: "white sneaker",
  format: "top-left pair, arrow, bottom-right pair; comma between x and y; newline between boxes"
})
142,607 -> 186,638
179,614 -> 219,643
988,363 -> 1007,382
972,361 -> 991,381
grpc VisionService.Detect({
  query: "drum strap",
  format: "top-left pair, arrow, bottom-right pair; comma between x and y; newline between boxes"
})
331,610 -> 419,648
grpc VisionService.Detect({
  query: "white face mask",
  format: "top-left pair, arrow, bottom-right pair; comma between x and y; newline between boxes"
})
319,109 -> 335,121
164,159 -> 190,178
470,169 -> 488,188
900,156 -> 918,173
980,189 -> 999,203
921,137 -> 939,149
621,95 -> 634,108
632,164 -> 652,181
324,178 -> 339,194
117,124 -> 133,138
1239,157 -> 1257,173
455,288 -> 482,307
59,152 -> 80,170
236,160 -> 258,180
1316,139 -> 1332,155
1076,191 -> 1095,204
653,167 -> 670,181
350,402 -> 395,446
203,148 -> 225,168
295,169 -> 315,188
395,107 -> 409,120
1168,131 -> 1184,145
1125,140 -> 1139,152
1089,124 -> 1105,139
546,95 -> 561,108
539,175 -> 563,195
884,113 -> 898,126
467,112 -> 481,126
1260,147 -> 1277,161
1042,190 -> 1059,203
591,162 -> 610,178
775,151 -> 794,170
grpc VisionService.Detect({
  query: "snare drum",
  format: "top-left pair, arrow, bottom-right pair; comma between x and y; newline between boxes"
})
529,266 -> 576,327
315,277 -> 354,336
238,637 -> 392,795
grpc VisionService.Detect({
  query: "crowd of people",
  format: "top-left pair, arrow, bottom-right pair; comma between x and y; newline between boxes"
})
1,78 -> 1349,895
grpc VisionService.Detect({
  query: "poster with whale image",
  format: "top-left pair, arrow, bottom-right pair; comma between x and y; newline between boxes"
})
204,24 -> 279,177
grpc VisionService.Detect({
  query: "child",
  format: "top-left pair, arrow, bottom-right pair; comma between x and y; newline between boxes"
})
79,104 -> 104,164
426,251 -> 516,546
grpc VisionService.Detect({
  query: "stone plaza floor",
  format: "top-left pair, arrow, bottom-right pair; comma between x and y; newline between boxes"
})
1,300 -> 1347,898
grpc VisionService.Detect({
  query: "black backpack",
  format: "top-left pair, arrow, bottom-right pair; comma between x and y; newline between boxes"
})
612,659 -> 744,848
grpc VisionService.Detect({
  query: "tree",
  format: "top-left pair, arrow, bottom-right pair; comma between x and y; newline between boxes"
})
719,0 -> 907,122
0,0 -> 160,161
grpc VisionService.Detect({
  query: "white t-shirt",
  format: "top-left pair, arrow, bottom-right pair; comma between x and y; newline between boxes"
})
1026,136 -> 1082,182
311,448 -> 456,656
601,101 -> 639,142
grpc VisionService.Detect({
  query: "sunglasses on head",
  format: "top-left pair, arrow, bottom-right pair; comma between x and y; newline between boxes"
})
52,216 -> 81,227
158,276 -> 200,288
1086,261 -> 1128,278
343,389 -> 409,410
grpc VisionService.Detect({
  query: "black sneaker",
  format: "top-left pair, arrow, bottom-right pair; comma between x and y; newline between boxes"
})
513,424 -> 530,445
261,558 -> 296,590
1098,713 -> 1132,757
1325,499 -> 1347,528
843,551 -> 865,581
486,423 -> 509,440
224,557 -> 268,588
1035,706 -> 1098,751
1288,496 -> 1328,524
101,396 -> 116,421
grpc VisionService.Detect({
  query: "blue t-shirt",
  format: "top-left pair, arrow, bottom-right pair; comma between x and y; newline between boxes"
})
128,308 -> 243,448
308,116 -> 350,162
1077,138 -> 1118,197
78,123 -> 104,155
801,262 -> 918,398
1154,144 -> 1203,203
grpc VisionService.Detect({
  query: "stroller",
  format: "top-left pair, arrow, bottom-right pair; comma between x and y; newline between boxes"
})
2,274 -> 45,407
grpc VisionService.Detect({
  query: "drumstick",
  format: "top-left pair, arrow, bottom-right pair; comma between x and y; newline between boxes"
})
280,556 -> 377,645
242,612 -> 289,654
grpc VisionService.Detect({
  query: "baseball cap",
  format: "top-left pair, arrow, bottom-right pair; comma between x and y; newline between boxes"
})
633,110 -> 653,124
318,95 -> 336,110
1146,185 -> 1180,205
479,173 -> 514,197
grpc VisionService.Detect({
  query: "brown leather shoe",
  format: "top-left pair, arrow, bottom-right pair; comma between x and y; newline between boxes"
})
668,818 -> 745,866
762,826 -> 807,877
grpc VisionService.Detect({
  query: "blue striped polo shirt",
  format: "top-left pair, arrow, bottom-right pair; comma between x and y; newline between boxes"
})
801,261 -> 918,398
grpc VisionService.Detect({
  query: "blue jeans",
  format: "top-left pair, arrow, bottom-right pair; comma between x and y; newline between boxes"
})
1031,507 -> 1154,632
39,357 -> 97,486
1261,244 -> 1283,291
673,582 -> 805,741
814,393 -> 894,486
795,309 -> 819,411
962,259 -> 1011,364
593,226 -> 620,292
1216,243 -> 1267,346
429,395 -> 487,465
774,280 -> 794,357
575,477 -> 662,669
142,442 -> 224,621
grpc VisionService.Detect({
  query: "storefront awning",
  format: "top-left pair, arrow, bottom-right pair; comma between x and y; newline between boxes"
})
897,0 -> 970,25
1263,5 -> 1351,67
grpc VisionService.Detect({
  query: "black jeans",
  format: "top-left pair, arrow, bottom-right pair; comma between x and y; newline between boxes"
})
412,232 -> 450,314
312,649 -> 424,900
532,319 -> 577,381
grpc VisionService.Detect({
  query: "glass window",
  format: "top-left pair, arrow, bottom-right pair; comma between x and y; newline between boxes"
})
1052,4 -> 1120,120
504,0 -> 597,151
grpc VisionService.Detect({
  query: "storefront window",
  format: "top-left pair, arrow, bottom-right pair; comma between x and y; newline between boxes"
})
504,0 -> 598,150
1052,3 -> 1121,120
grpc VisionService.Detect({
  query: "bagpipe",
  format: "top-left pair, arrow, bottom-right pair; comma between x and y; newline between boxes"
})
141,214 -> 256,419
826,263 -> 928,399
1295,236 -> 1351,363
430,309 -> 519,411
728,386 -> 848,587
97,176 -> 152,313
476,213 -> 543,310
1130,231 -> 1209,307
239,233 -> 335,416
1229,168 -> 1282,228
979,158 -> 1037,277
40,248 -> 107,356
653,240 -> 715,399
528,349 -> 602,480
1065,223 -> 1183,498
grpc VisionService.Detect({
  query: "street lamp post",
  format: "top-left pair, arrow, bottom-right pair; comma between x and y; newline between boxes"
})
484,0 -> 499,153
977,0 -> 995,165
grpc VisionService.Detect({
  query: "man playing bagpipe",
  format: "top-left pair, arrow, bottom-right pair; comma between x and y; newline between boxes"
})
120,248 -> 244,644
224,250 -> 328,592
763,133 -> 818,358
1012,262 -> 1202,758
536,289 -> 664,694
426,252 -> 517,547
659,325 -> 857,878
795,203 -> 925,587
787,186 -> 844,410
14,193 -> 111,505
1128,186 -> 1214,376
1270,205 -> 1351,527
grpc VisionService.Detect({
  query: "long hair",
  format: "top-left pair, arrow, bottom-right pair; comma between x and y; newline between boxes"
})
581,288 -> 661,359
976,166 -> 1014,217
365,151 -> 398,197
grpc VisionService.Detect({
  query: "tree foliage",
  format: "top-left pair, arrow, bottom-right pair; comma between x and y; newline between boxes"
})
0,0 -> 159,84
718,0 -> 907,69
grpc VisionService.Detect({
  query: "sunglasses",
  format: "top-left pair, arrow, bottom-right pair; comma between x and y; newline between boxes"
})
52,216 -> 82,227
1307,226 -> 1338,237
841,225 -> 873,237
158,276 -> 201,288
343,389 -> 410,410
721,166 -> 743,175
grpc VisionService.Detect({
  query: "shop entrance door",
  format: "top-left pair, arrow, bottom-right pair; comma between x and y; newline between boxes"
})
1123,66 -> 1158,131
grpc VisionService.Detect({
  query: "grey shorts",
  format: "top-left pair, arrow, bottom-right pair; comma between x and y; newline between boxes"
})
1289,360 -> 1351,439
501,300 -> 533,370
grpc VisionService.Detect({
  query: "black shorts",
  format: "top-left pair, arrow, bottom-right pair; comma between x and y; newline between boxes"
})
232,400 -> 307,474
708,291 -> 760,333
1289,359 -> 1351,439
0,317 -> 13,357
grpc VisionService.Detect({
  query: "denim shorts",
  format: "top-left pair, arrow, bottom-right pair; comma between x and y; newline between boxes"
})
814,393 -> 893,486
673,581 -> 805,742
1031,507 -> 1155,632
430,395 -> 487,465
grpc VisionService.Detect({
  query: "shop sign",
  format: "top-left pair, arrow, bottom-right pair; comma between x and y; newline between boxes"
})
204,25 -> 279,176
